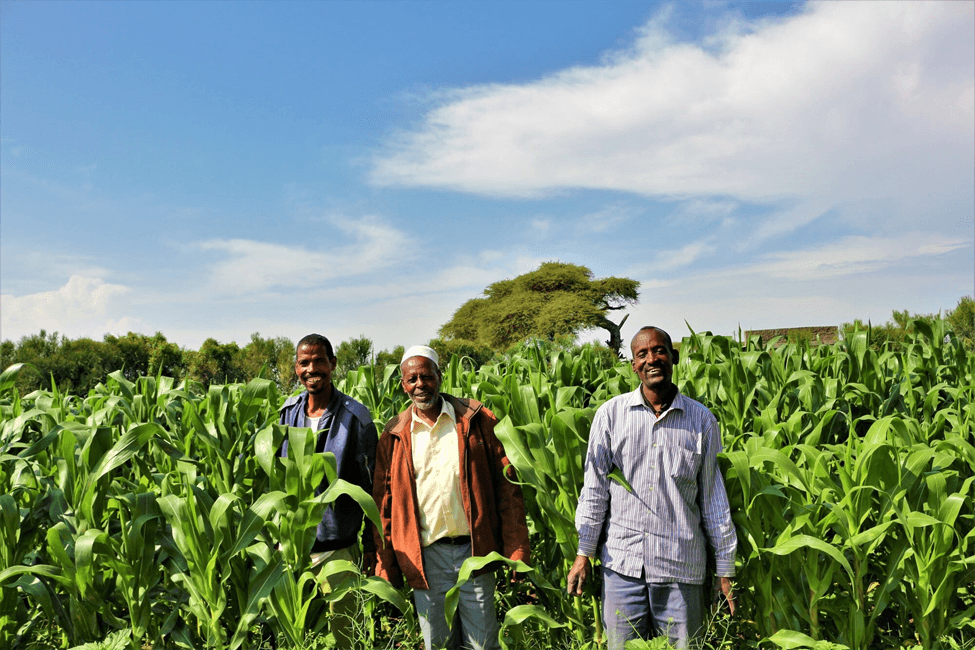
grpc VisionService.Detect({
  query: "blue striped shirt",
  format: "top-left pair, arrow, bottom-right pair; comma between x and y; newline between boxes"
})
575,388 -> 736,583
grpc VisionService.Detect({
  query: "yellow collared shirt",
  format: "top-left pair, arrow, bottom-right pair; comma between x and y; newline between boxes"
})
411,398 -> 470,547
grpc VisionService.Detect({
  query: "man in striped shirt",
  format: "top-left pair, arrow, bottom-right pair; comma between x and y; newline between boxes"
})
566,326 -> 737,650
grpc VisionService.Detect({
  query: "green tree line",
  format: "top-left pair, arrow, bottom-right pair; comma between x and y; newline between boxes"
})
0,328 -> 600,398
0,331 -> 296,396
841,295 -> 974,351
3,292 -> 971,397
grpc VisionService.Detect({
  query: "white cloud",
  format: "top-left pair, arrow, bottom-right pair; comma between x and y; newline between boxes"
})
673,198 -> 738,222
479,250 -> 504,263
738,233 -> 967,281
197,216 -> 415,295
577,203 -> 641,234
630,240 -> 718,275
530,218 -> 552,237
746,199 -> 831,248
371,2 -> 973,232
1,275 -> 142,342
617,231 -> 969,345
0,249 -> 113,297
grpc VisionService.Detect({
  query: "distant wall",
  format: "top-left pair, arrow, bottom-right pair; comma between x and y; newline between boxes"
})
744,326 -> 839,346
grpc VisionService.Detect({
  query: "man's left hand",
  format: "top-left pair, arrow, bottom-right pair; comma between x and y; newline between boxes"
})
714,576 -> 735,616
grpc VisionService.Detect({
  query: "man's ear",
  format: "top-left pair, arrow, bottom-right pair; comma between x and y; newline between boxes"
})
672,348 -> 679,365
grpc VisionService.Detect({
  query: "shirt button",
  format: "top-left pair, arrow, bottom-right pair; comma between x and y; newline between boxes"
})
649,487 -> 654,492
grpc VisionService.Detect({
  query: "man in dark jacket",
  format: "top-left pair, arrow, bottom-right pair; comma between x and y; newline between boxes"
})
279,333 -> 377,647
373,345 -> 530,650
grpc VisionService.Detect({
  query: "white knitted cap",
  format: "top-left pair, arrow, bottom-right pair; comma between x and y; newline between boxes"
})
401,345 -> 439,368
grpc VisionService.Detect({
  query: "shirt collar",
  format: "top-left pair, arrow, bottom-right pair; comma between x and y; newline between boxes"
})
627,386 -> 686,413
309,386 -> 342,414
409,396 -> 456,431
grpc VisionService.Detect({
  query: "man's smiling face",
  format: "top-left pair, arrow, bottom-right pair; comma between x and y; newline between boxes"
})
630,328 -> 676,393
295,343 -> 336,396
401,356 -> 442,413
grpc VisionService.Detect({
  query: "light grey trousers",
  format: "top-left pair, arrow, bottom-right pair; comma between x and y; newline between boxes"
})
412,542 -> 500,650
602,567 -> 705,650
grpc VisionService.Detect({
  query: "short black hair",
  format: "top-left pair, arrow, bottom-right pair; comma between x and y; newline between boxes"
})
296,333 -> 335,359
631,326 -> 674,354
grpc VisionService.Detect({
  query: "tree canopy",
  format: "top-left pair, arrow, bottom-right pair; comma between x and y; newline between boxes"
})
438,262 -> 640,355
946,295 -> 974,351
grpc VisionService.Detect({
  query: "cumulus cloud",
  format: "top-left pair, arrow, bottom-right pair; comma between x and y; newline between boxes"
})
371,2 -> 973,233
0,275 -> 142,341
198,216 -> 414,295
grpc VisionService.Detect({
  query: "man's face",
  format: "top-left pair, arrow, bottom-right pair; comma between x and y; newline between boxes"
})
631,329 -> 677,392
295,343 -> 336,396
401,356 -> 442,412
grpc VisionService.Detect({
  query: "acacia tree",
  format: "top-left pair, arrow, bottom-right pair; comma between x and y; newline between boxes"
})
439,262 -> 640,356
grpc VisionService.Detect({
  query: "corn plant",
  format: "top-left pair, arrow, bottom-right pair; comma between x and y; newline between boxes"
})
2,316 -> 974,649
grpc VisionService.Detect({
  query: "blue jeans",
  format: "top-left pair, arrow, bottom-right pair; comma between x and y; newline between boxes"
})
602,567 -> 704,650
412,542 -> 500,650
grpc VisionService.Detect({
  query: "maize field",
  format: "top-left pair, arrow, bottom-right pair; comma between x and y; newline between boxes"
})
1,318 -> 972,649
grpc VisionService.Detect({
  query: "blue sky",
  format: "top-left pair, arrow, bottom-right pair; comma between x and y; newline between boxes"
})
2,1 -> 972,354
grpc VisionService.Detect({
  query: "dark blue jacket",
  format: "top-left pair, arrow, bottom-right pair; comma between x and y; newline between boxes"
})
279,388 -> 377,552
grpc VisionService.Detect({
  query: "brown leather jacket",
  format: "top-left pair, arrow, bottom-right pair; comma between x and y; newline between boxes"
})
372,394 -> 531,589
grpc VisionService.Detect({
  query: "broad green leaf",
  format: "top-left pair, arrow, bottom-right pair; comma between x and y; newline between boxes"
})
359,575 -> 410,613
319,478 -> 383,534
499,604 -> 567,650
766,629 -> 850,650
608,467 -> 633,493
0,363 -> 25,395
444,552 -> 533,627
765,534 -> 853,578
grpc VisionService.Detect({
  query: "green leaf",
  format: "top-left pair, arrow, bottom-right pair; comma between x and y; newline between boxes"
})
767,630 -> 824,649
359,575 -> 410,613
0,563 -> 70,588
89,422 -> 163,484
228,491 -> 288,557
319,478 -> 384,535
227,557 -> 285,650
444,552 -> 533,627
0,363 -> 25,396
499,604 -> 567,650
764,534 -> 854,579
608,467 -> 633,493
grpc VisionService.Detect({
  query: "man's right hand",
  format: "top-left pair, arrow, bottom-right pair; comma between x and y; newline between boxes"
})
566,555 -> 592,596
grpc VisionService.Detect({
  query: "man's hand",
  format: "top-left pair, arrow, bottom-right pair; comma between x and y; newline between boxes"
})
362,551 -> 377,576
714,576 -> 736,616
566,555 -> 592,597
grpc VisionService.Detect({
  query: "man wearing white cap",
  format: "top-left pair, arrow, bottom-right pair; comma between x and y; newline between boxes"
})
373,345 -> 530,650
